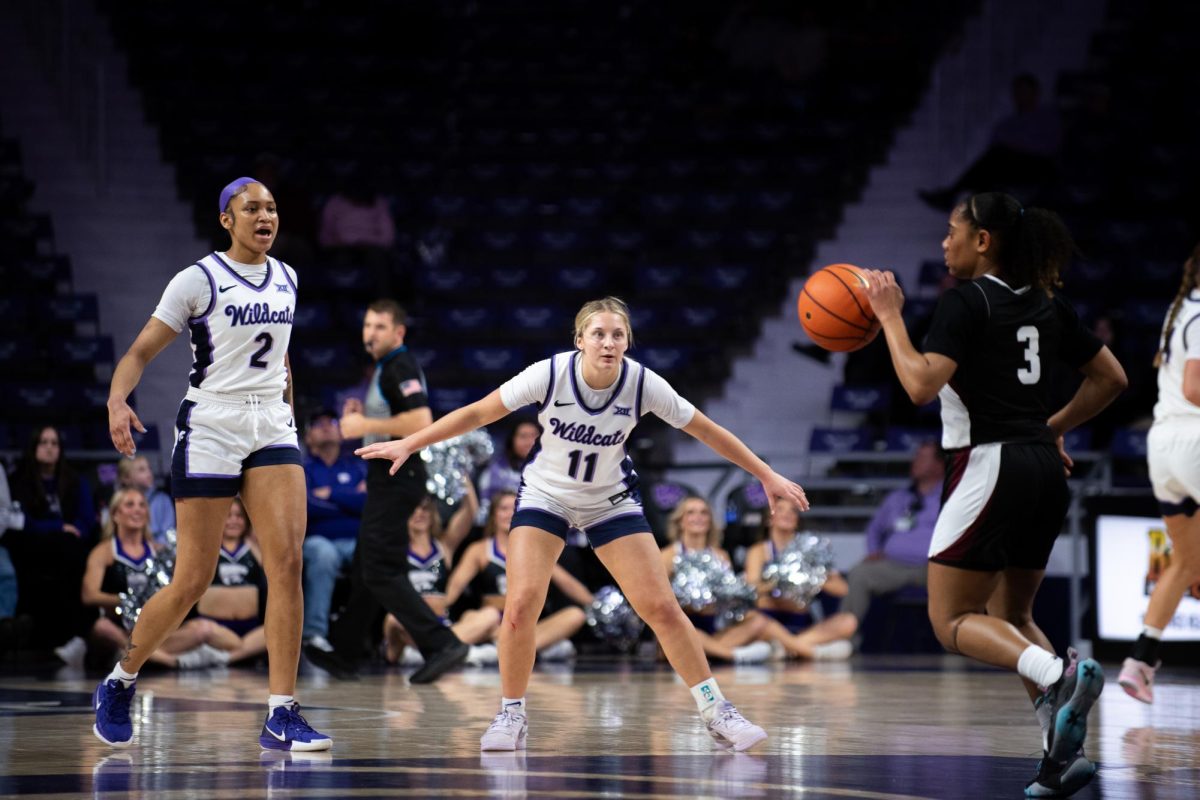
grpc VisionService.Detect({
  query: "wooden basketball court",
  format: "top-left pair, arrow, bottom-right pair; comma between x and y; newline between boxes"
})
0,655 -> 1194,798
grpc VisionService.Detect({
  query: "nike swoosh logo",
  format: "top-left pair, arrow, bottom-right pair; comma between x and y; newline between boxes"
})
219,284 -> 236,293
265,725 -> 288,742
554,401 -> 574,407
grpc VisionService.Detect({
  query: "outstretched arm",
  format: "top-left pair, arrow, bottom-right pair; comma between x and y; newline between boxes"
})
681,410 -> 809,514
356,390 -> 511,474
108,318 -> 179,457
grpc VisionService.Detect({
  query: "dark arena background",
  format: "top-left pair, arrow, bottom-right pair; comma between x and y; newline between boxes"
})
1,0 -> 1198,797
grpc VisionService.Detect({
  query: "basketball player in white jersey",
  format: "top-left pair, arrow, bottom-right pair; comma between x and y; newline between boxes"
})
1119,242 -> 1200,703
357,296 -> 810,752
94,177 -> 330,752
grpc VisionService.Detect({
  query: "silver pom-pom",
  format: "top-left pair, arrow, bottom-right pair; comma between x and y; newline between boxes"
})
673,551 -> 757,630
671,550 -> 725,611
421,428 -> 496,505
585,586 -> 644,652
761,534 -> 835,607
114,532 -> 178,632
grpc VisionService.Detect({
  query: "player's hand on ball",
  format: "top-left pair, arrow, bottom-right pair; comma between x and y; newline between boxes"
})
863,269 -> 905,322
762,472 -> 810,514
356,439 -> 414,475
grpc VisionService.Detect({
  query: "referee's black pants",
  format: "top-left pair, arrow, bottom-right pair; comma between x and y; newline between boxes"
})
332,459 -> 460,659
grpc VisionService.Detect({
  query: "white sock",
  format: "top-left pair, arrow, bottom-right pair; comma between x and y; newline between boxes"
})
1017,646 -> 1063,688
1142,625 -> 1163,640
268,694 -> 295,711
690,678 -> 726,721
107,664 -> 138,687
501,697 -> 526,715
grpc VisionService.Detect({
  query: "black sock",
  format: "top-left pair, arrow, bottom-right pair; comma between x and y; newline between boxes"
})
1131,633 -> 1161,665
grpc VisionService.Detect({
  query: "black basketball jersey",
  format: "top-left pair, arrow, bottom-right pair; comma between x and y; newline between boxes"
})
923,275 -> 1102,449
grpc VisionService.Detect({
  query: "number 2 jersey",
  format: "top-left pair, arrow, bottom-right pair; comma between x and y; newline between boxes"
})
498,352 -> 695,506
152,252 -> 297,397
923,274 -> 1102,449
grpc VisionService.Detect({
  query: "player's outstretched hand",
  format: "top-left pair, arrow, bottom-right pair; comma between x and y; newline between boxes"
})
762,471 -> 810,515
108,399 -> 146,457
862,269 -> 905,322
355,439 -> 415,475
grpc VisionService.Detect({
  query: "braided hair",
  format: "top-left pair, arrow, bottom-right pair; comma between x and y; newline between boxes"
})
1153,241 -> 1200,368
956,192 -> 1076,296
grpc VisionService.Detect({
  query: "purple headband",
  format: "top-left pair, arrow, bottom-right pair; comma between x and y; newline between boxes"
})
218,176 -> 264,213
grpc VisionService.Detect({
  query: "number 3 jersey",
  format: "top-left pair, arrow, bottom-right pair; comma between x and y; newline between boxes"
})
923,274 -> 1102,449
152,252 -> 297,397
499,352 -> 695,506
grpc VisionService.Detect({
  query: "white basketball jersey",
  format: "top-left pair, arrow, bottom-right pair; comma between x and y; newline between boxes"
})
187,253 -> 297,396
1153,293 -> 1200,422
523,352 -> 645,506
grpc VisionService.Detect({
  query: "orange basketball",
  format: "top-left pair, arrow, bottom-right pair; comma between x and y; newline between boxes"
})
797,263 -> 881,352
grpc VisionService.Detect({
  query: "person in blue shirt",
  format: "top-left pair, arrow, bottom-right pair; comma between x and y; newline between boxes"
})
300,409 -> 366,652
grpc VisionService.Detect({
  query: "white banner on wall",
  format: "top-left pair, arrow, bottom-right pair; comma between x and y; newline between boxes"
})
1096,515 -> 1200,642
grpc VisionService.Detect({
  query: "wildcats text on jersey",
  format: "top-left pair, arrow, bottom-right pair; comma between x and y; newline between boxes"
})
547,418 -> 627,447
224,302 -> 294,327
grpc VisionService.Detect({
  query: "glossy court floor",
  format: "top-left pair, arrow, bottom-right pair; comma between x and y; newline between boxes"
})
0,655 -> 1195,799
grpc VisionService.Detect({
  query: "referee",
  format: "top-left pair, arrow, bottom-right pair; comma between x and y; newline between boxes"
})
306,299 -> 468,682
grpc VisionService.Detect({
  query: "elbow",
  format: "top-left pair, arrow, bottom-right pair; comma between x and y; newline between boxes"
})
1185,385 -> 1200,408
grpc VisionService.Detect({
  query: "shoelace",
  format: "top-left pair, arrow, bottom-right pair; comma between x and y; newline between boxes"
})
488,709 -> 524,732
103,681 -> 134,726
275,704 -> 320,738
713,703 -> 752,731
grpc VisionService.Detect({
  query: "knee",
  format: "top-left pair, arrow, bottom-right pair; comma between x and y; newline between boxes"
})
502,591 -> 543,629
265,546 -> 303,584
928,610 -> 960,653
638,594 -> 688,631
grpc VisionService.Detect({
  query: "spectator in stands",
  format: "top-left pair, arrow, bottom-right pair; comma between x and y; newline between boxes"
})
115,455 -> 174,543
791,441 -> 943,652
660,497 -> 779,664
383,488 -> 501,667
475,417 -> 540,525
0,463 -> 22,654
10,425 -> 95,539
5,425 -> 93,659
193,498 -> 268,666
318,171 -> 397,296
918,73 -> 1063,211
441,491 -> 591,665
741,498 -> 856,660
301,408 -> 366,654
81,488 -> 225,669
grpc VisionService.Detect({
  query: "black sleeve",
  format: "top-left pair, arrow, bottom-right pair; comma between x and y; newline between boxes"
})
922,285 -> 985,364
379,355 -> 430,414
1053,294 -> 1104,369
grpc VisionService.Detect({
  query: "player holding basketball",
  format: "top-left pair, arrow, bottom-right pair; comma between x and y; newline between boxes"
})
1118,240 -> 1200,704
862,192 -> 1125,797
357,296 -> 808,752
94,178 -> 331,752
